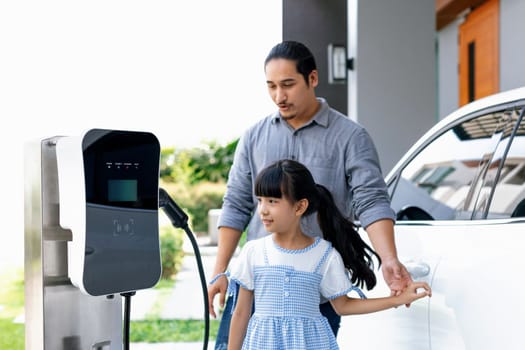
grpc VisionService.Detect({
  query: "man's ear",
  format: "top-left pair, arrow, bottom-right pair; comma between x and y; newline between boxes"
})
296,198 -> 309,216
309,70 -> 319,88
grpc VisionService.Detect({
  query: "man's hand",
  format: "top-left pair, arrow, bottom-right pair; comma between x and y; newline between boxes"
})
208,226 -> 243,318
208,274 -> 228,318
381,257 -> 413,306
365,219 -> 413,305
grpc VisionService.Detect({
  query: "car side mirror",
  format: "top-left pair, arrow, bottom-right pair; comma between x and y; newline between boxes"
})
396,206 -> 434,221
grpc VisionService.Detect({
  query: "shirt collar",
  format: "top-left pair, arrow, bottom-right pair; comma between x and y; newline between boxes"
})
271,97 -> 330,128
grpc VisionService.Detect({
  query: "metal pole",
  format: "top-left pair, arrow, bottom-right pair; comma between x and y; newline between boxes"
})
24,137 -> 122,350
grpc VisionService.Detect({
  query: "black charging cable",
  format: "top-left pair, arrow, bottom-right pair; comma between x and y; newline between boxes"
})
159,187 -> 210,350
120,291 -> 136,350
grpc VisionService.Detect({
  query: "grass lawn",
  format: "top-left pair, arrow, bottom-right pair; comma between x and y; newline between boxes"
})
131,319 -> 220,343
131,278 -> 219,342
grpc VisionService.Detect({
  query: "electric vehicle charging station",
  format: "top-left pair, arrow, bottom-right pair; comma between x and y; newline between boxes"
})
56,129 -> 162,296
24,129 -> 209,350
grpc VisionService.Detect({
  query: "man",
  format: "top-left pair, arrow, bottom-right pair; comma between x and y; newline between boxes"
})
208,41 -> 412,349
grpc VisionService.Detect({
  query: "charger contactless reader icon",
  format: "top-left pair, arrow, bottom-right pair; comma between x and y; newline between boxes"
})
56,129 -> 162,296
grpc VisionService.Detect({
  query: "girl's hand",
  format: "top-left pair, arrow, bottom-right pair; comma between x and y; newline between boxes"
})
396,281 -> 432,306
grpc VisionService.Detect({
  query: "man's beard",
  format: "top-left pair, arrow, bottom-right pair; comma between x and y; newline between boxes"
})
280,113 -> 296,121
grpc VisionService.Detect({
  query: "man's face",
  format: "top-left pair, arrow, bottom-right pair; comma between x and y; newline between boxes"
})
265,58 -> 318,123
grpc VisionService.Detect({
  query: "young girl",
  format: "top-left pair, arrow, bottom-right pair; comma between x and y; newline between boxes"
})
225,159 -> 431,350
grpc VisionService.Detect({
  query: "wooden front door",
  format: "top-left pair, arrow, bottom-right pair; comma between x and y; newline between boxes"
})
459,0 -> 499,106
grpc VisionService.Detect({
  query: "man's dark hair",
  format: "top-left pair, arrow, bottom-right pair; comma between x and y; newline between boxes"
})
264,41 -> 317,85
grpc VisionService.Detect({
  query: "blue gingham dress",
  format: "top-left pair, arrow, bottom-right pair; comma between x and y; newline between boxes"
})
230,235 -> 358,350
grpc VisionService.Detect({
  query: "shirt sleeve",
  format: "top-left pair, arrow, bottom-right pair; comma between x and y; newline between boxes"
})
217,131 -> 256,232
229,240 -> 256,291
319,249 -> 354,300
346,127 -> 396,228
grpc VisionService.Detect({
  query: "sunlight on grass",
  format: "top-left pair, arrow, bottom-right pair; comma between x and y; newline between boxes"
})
0,266 -> 25,350
0,266 -> 24,318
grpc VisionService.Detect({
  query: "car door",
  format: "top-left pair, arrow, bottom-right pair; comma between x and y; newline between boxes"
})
429,105 -> 525,349
339,101 -> 523,349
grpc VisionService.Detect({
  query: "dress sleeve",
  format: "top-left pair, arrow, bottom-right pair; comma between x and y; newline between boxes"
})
319,249 -> 354,300
229,240 -> 256,291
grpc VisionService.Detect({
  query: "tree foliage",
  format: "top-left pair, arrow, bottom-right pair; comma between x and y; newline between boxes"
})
159,138 -> 238,233
160,139 -> 238,185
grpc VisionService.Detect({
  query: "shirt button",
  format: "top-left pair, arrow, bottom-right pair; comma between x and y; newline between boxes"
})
284,277 -> 290,282
284,291 -> 290,297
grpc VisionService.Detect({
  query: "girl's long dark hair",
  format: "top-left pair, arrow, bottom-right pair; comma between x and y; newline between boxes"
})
254,159 -> 381,290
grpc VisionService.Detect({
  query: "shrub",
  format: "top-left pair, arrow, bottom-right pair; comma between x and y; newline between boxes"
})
183,184 -> 224,233
160,181 -> 225,234
159,224 -> 185,280
159,140 -> 234,235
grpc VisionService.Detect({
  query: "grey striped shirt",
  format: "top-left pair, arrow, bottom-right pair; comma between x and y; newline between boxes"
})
218,98 -> 395,241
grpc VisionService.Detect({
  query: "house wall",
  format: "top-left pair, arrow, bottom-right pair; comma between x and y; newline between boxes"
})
438,0 -> 525,119
500,0 -> 525,91
281,0 -> 525,174
348,0 -> 436,174
282,0 -> 348,114
437,18 -> 461,119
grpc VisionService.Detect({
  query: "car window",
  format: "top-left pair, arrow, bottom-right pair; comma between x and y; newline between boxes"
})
469,110 -> 519,219
391,108 -> 520,221
486,107 -> 525,219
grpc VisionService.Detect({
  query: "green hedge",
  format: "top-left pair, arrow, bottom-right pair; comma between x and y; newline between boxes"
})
159,224 -> 185,280
159,140 -> 235,234
160,181 -> 225,234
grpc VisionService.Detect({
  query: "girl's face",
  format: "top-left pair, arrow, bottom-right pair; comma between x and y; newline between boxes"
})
257,195 -> 303,234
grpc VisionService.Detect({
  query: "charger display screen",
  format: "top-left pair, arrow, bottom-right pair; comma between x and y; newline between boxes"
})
83,129 -> 160,210
108,179 -> 138,202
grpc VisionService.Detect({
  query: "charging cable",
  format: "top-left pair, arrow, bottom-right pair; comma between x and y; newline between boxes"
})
159,187 -> 210,350
119,189 -> 210,350
120,291 -> 136,350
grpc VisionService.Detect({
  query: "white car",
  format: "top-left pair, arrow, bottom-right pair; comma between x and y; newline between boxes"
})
340,86 -> 525,350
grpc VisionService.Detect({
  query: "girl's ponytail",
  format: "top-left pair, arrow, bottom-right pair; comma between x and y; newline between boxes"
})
315,184 -> 381,290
